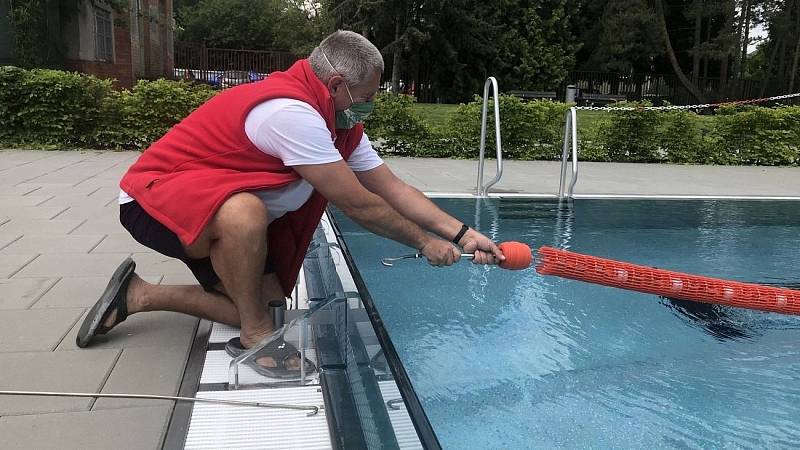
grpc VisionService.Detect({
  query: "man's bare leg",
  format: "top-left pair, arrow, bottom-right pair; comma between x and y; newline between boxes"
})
186,192 -> 273,346
102,270 -> 286,330
103,193 -> 273,344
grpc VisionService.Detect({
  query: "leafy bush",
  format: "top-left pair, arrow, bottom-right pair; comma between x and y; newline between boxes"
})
713,105 -> 800,166
364,92 -> 430,156
0,68 -> 113,147
658,110 -> 704,163
440,95 -> 568,159
114,79 -> 217,148
2,65 -> 799,168
0,67 -> 215,149
594,102 -> 661,162
0,66 -> 28,142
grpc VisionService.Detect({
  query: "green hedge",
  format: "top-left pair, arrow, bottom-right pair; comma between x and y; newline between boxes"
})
1,66 -> 798,166
367,93 -> 800,166
0,66 -> 215,150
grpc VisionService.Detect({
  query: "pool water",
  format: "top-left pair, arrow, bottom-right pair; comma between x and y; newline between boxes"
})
334,199 -> 800,449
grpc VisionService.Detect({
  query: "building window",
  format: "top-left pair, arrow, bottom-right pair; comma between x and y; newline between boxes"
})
95,8 -> 113,62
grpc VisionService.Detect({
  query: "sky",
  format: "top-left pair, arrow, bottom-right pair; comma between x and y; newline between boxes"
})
748,23 -> 767,54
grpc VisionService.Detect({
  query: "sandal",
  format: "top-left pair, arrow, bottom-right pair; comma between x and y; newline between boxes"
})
225,336 -> 316,379
76,258 -> 135,348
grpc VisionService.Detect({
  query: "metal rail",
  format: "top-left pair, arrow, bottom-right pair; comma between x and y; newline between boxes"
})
476,77 -> 504,197
0,390 -> 320,416
558,107 -> 579,199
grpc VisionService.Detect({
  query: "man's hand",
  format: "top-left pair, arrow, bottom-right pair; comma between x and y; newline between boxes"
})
419,238 -> 461,267
458,229 -> 505,265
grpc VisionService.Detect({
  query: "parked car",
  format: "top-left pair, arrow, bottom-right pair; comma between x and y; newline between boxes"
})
209,70 -> 265,88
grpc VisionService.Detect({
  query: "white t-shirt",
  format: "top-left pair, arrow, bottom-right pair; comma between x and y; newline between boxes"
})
119,98 -> 384,224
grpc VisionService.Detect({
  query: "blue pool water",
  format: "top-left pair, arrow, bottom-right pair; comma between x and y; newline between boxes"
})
334,199 -> 800,449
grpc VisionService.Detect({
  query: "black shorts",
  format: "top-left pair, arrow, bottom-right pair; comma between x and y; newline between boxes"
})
119,200 -> 275,291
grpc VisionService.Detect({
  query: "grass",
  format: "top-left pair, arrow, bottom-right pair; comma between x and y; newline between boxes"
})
413,102 -> 605,132
410,103 -> 459,130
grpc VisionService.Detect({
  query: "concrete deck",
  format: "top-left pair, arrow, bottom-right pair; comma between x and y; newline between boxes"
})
1,149 -> 799,449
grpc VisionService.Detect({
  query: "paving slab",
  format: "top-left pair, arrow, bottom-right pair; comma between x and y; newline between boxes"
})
0,278 -> 58,309
51,203 -> 119,221
0,349 -> 120,415
58,310 -> 198,351
0,184 -> 47,196
37,193 -> 108,208
0,234 -> 22,251
0,405 -> 171,450
68,214 -> 128,234
1,234 -> 105,254
32,275 -> 162,309
13,182 -> 102,196
0,254 -> 38,278
0,308 -> 84,352
0,151 -> 55,170
384,158 -> 800,197
0,195 -> 53,207
132,252 -> 196,277
0,219 -> 84,235
13,253 -> 132,278
94,345 -> 189,410
90,233 -> 152,254
2,205 -> 69,221
160,273 -> 203,285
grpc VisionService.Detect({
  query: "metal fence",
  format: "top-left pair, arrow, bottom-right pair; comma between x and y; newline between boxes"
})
174,42 -> 299,84
564,71 -> 770,105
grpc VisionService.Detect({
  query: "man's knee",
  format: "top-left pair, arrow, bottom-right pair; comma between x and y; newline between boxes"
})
214,193 -> 268,238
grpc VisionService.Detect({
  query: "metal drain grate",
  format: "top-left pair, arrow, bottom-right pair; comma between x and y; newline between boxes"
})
184,387 -> 330,449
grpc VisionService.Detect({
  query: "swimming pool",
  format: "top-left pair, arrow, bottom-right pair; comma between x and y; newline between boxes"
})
333,198 -> 800,449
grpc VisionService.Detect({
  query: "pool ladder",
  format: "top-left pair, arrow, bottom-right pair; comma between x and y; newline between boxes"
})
476,77 -> 503,197
558,106 -> 579,199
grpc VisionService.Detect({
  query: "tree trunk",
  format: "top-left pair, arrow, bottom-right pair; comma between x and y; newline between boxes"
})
760,37 -> 783,97
791,0 -> 800,91
732,0 -> 748,81
703,16 -> 712,79
655,0 -> 707,102
777,38 -> 788,90
692,0 -> 703,85
739,0 -> 752,77
737,0 -> 752,96
391,18 -> 402,93
719,0 -> 737,96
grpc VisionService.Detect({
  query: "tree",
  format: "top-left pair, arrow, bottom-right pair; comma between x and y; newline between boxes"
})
578,0 -> 661,73
323,0 -> 503,102
494,0 -> 582,90
176,0 -> 322,54
654,0 -> 707,102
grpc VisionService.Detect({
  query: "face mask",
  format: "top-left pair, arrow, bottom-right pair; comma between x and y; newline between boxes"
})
322,50 -> 374,129
336,83 -> 374,129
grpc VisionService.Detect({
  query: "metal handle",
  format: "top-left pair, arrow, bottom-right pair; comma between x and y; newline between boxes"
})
558,106 -> 579,199
476,77 -> 503,197
381,253 -> 473,267
0,390 -> 320,416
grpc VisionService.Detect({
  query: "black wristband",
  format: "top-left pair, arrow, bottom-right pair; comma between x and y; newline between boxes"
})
452,224 -> 469,245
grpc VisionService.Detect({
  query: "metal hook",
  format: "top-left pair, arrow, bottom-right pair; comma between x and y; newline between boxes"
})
381,253 -> 422,267
381,253 -> 475,267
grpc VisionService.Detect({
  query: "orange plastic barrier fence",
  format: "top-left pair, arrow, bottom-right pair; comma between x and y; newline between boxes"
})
535,246 -> 800,315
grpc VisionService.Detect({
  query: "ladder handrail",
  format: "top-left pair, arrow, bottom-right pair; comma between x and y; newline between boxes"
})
558,107 -> 578,199
476,77 -> 503,197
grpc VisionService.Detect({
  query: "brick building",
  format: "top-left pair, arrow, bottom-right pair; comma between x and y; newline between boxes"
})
0,0 -> 174,88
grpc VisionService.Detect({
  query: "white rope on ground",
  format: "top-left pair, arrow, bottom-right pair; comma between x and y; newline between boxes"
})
574,92 -> 800,111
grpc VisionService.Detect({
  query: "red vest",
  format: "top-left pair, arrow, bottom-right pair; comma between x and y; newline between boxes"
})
120,59 -> 364,296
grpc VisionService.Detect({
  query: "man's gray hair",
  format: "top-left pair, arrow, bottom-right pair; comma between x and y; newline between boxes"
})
309,30 -> 384,86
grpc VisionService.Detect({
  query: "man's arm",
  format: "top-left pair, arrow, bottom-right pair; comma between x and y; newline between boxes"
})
355,164 -> 504,265
292,161 -> 461,266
